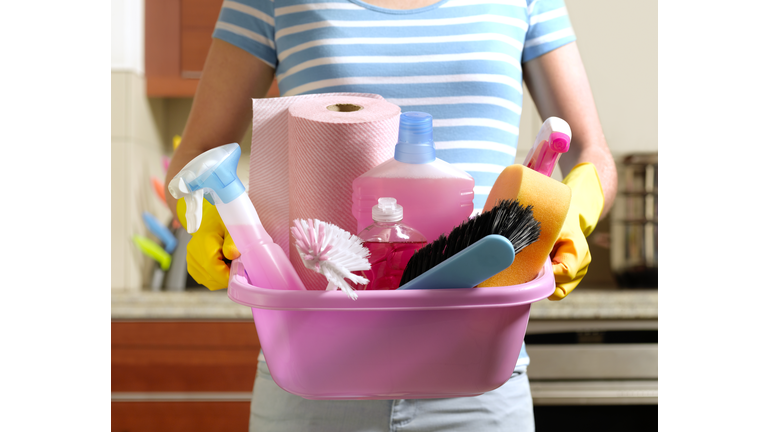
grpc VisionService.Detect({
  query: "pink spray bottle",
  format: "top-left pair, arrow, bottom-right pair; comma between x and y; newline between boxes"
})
168,143 -> 306,291
522,117 -> 572,177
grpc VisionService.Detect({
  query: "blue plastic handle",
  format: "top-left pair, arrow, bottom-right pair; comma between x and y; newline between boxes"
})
142,211 -> 178,254
397,234 -> 515,290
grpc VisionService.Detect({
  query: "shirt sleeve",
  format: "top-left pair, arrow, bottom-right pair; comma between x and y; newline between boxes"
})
212,0 -> 277,68
522,0 -> 577,63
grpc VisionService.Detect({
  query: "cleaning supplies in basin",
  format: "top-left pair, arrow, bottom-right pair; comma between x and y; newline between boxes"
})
351,112 -> 475,243
356,197 -> 427,291
168,143 -> 306,291
291,218 -> 371,300
398,198 -> 541,289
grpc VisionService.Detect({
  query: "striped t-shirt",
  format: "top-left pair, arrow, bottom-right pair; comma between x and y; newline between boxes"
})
214,0 -> 576,370
214,0 -> 576,214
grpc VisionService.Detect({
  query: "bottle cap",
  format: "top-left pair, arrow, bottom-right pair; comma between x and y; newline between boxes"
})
394,112 -> 435,164
372,197 -> 403,223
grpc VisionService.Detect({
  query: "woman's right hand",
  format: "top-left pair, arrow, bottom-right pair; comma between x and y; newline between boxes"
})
177,198 -> 241,290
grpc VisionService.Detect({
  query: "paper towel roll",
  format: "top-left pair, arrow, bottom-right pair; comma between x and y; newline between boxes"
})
250,94 -> 401,290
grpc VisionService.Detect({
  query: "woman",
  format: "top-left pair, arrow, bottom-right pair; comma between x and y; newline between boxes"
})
166,1 -> 616,430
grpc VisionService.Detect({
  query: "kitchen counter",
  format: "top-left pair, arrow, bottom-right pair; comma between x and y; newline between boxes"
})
111,288 -> 658,321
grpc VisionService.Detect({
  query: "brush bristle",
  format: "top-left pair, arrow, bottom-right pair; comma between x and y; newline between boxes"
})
291,218 -> 371,300
398,199 -> 541,287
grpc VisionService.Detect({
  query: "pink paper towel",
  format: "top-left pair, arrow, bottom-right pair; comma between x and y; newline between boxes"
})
250,94 -> 401,290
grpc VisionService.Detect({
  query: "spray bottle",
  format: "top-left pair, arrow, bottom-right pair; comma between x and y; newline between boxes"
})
168,143 -> 306,291
523,117 -> 572,177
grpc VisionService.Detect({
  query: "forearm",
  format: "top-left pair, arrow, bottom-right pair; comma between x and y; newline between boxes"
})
523,42 -> 617,220
164,38 -> 276,220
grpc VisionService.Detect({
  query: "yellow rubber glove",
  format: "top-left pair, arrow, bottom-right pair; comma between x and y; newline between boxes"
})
177,198 -> 241,290
549,162 -> 604,300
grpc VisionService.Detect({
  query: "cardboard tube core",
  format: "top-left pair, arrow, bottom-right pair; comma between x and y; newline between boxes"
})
326,103 -> 364,112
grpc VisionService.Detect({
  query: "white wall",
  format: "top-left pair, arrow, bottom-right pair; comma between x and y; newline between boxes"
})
112,0 -> 171,291
111,0 -> 144,74
566,0 -> 658,157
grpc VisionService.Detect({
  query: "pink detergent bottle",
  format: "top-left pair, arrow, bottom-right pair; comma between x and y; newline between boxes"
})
351,112 -> 475,243
357,197 -> 427,291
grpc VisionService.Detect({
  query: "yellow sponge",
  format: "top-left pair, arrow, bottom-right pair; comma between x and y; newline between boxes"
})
477,165 -> 571,287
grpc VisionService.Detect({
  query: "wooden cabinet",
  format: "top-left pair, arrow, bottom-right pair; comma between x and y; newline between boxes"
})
145,0 -> 279,97
112,321 -> 261,432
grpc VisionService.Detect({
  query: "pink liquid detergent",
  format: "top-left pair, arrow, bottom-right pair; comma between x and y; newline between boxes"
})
352,111 -> 473,244
358,241 -> 427,290
355,197 -> 428,291
352,172 -> 474,243
351,112 -> 474,290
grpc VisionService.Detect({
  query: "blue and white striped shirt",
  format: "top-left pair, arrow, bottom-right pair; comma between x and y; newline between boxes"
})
214,0 -> 576,370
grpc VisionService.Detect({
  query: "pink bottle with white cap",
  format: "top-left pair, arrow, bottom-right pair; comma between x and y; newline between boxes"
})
351,112 -> 475,243
356,197 -> 427,291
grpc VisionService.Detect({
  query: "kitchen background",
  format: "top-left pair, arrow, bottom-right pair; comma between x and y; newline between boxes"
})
112,1 -> 659,431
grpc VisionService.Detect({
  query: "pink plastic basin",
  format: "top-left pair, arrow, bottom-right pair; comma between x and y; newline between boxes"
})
227,258 -> 555,400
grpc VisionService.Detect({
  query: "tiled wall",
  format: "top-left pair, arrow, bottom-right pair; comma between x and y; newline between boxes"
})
111,71 -> 172,292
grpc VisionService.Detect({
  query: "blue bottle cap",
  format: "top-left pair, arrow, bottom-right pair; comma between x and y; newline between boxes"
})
394,112 -> 436,164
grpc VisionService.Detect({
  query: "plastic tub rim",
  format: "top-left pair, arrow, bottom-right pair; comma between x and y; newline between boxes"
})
227,258 -> 556,311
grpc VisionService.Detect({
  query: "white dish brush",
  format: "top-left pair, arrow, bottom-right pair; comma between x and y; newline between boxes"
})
291,219 -> 371,300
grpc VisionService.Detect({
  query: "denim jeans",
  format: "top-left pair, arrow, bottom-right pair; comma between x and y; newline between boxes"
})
249,355 -> 534,432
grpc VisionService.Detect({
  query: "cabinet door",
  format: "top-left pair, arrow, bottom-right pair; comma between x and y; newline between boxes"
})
145,0 -> 279,97
180,0 -> 224,80
112,321 -> 260,392
112,321 -> 260,431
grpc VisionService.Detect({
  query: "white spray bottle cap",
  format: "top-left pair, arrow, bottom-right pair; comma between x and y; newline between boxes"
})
168,143 -> 245,234
372,197 -> 403,223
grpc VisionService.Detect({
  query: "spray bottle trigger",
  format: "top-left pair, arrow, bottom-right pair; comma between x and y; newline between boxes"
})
168,175 -> 205,234
183,190 -> 205,234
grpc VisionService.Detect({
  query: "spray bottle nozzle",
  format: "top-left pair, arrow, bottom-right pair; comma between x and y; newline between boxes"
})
168,143 -> 245,234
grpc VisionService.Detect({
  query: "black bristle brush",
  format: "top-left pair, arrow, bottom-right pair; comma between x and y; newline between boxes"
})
398,199 -> 541,288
